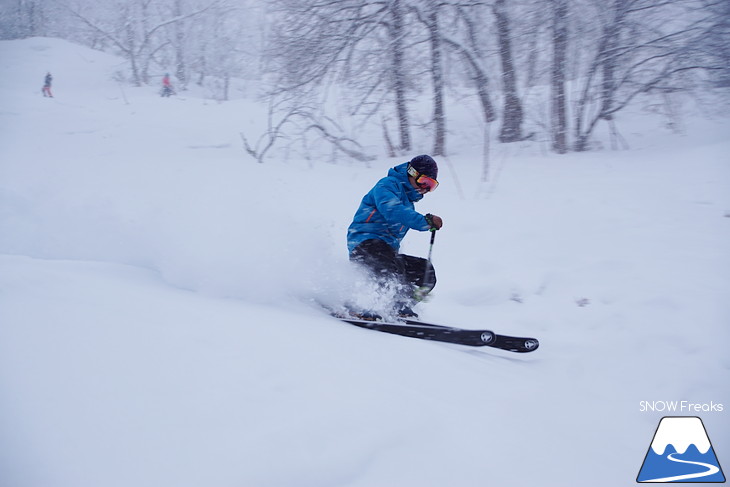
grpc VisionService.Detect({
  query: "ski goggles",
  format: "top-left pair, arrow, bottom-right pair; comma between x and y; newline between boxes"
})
407,165 -> 439,192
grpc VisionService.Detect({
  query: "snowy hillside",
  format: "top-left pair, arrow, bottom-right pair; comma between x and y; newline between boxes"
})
1,37 -> 729,487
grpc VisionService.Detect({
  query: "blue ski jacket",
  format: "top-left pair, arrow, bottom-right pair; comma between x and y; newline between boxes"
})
347,162 -> 431,254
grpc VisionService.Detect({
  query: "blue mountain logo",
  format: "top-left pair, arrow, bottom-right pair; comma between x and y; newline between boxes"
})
637,416 -> 725,483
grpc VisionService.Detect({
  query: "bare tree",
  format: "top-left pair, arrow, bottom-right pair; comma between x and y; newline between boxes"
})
389,0 -> 412,151
441,6 -> 497,125
0,0 -> 49,38
172,0 -> 187,88
61,0 -> 221,86
266,0 -> 422,154
573,0 -> 719,151
701,0 -> 730,87
416,0 -> 447,155
240,94 -> 374,164
550,0 -> 568,154
493,0 -> 524,143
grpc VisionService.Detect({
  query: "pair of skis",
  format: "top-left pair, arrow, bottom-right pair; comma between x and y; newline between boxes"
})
330,232 -> 538,353
333,313 -> 539,353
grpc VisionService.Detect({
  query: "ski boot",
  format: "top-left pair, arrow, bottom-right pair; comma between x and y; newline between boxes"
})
394,304 -> 418,319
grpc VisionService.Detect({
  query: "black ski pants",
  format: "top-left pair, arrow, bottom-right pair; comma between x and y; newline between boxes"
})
350,239 -> 436,302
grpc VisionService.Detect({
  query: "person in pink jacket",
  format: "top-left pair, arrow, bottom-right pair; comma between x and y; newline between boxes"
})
161,73 -> 175,97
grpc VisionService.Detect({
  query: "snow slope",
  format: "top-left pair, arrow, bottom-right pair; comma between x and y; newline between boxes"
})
1,37 -> 729,487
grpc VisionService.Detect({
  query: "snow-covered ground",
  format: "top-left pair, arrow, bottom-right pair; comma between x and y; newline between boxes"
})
1,37 -> 728,487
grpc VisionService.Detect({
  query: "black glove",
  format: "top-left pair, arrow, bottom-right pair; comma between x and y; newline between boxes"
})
425,213 -> 443,230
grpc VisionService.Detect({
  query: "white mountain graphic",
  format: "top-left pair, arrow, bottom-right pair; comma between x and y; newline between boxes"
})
650,417 -> 711,455
638,416 -> 725,483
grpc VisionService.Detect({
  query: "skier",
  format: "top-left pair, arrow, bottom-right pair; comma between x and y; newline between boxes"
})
161,73 -> 174,97
347,154 -> 443,319
42,72 -> 53,97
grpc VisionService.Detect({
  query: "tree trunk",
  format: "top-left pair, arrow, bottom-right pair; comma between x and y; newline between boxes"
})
174,0 -> 187,89
551,0 -> 568,154
390,0 -> 411,152
599,1 -> 624,123
494,0 -> 523,143
125,22 -> 142,87
426,5 -> 446,156
574,0 -> 626,151
457,10 -> 497,124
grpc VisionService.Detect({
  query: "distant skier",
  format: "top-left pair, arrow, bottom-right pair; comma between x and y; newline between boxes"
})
161,73 -> 175,97
347,154 -> 443,318
42,72 -> 53,97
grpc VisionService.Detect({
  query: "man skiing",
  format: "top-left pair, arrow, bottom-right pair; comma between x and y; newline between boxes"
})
347,154 -> 443,318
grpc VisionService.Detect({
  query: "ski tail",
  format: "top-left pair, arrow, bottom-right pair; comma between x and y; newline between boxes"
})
339,317 -> 496,347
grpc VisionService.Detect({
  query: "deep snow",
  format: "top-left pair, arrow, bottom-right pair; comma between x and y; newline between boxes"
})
1,37 -> 729,487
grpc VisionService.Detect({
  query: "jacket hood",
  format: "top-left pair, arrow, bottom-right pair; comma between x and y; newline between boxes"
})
388,163 -> 424,202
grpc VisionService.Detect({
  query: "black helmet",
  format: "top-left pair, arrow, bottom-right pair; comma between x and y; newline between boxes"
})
408,154 -> 438,179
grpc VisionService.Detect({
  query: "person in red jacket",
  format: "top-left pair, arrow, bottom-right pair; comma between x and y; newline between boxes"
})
161,73 -> 174,97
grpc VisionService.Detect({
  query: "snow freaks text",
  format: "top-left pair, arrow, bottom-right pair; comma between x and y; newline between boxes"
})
639,401 -> 724,413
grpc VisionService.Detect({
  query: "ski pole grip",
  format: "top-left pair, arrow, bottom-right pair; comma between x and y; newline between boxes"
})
425,213 -> 439,232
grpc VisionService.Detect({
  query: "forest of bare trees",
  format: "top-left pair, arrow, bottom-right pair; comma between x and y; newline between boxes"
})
2,0 -> 728,158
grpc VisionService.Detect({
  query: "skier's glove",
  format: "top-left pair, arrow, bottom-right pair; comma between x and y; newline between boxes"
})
425,213 -> 443,231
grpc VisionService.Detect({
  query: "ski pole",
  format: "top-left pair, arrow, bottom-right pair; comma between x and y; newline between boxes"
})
420,229 -> 437,295
426,228 -> 436,263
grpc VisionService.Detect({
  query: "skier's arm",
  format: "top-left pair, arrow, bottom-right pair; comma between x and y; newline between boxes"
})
371,182 -> 431,231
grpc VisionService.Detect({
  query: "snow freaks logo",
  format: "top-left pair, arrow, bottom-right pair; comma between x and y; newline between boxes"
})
637,416 -> 726,483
